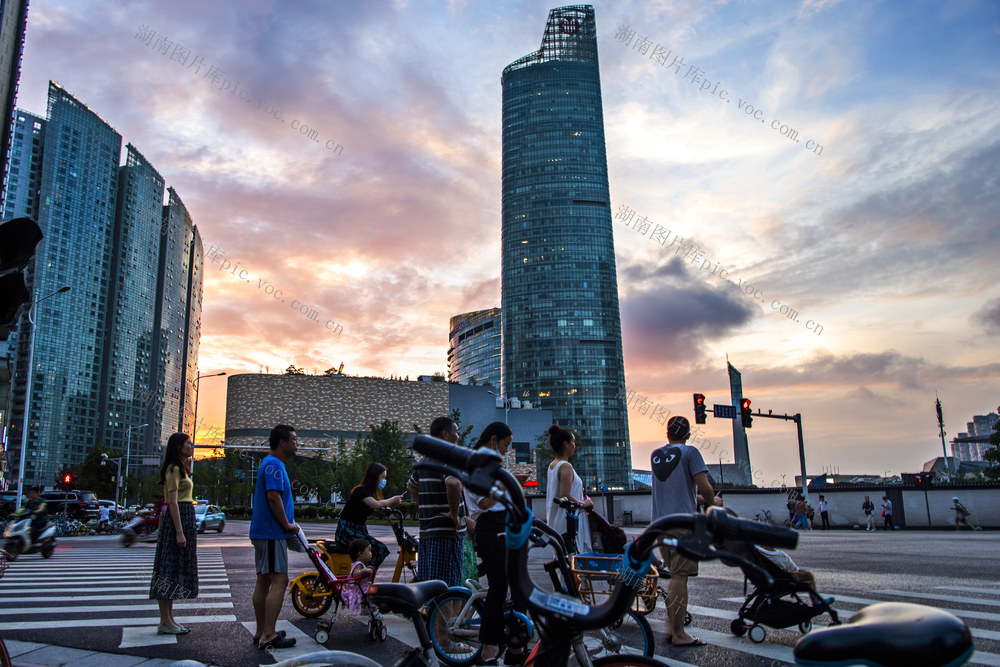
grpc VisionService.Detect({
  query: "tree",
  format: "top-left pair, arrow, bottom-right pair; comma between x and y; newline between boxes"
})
358,420 -> 411,495
984,420 -> 1000,480
451,408 -> 475,448
77,442 -> 123,500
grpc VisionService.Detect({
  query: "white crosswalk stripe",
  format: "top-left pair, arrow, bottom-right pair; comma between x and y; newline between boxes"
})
0,546 -> 236,636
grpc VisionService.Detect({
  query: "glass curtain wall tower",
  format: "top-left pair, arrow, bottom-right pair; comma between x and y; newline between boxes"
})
501,5 -> 631,489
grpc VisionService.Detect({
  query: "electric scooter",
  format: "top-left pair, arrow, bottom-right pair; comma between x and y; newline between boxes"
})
120,511 -> 159,546
3,508 -> 57,559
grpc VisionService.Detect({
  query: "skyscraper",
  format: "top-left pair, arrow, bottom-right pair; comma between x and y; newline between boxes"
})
5,82 -> 202,489
448,308 -> 501,387
501,5 -> 631,489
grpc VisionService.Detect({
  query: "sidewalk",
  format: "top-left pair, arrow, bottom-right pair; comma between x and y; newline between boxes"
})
7,640 -> 195,667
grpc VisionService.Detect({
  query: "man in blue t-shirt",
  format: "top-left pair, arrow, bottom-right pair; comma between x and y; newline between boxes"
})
650,416 -> 720,648
249,424 -> 299,650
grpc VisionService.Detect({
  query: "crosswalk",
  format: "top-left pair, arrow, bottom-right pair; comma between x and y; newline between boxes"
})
2,544 -> 997,666
0,545 -> 236,647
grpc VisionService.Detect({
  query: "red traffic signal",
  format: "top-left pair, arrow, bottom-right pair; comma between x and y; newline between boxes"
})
693,393 -> 707,424
60,473 -> 74,490
740,398 -> 753,428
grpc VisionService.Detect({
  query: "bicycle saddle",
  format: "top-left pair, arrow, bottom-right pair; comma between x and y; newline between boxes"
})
367,580 -> 447,615
794,602 -> 973,667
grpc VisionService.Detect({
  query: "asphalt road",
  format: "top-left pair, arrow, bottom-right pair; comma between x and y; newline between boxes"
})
1,520 -> 998,666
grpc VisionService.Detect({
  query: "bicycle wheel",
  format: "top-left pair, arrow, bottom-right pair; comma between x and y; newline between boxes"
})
579,610 -> 654,659
426,589 -> 484,666
290,574 -> 333,617
591,655 -> 670,666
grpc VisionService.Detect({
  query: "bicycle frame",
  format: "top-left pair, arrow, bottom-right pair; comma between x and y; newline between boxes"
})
412,435 -> 799,667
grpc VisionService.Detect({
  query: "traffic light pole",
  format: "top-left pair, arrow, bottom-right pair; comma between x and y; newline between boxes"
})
753,410 -> 809,502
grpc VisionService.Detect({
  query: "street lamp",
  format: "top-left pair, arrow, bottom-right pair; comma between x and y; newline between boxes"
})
124,423 -> 149,505
100,452 -> 123,515
15,285 -> 71,508
191,371 -> 226,471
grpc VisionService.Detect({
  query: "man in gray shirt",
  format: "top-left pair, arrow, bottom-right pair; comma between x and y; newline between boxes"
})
651,416 -> 720,647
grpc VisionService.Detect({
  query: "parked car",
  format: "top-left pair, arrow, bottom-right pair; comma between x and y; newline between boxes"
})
40,490 -> 100,520
0,491 -> 18,517
194,504 -> 225,533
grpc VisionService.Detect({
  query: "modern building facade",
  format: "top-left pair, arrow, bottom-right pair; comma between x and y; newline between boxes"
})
0,0 -> 28,209
500,5 -> 631,489
952,412 -> 999,462
5,82 -> 202,489
448,307 -> 501,387
224,374 -> 552,482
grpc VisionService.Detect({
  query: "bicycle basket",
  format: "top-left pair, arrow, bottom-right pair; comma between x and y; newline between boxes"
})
570,552 -> 658,614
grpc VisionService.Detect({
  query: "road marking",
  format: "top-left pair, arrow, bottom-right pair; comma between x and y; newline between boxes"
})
119,626 -> 177,649
873,589 -> 1000,608
721,595 -> 1000,623
0,573 -> 228,581
0,593 -> 233,602
936,586 -> 1000,595
0,614 -> 237,631
0,583 -> 232,590
0,602 -> 233,616
972,652 -> 1000,667
240,620 -> 324,659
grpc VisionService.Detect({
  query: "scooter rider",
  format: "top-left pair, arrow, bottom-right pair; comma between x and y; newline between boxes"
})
22,486 -> 48,545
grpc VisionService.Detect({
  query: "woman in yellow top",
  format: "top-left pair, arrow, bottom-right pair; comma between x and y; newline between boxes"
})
149,432 -> 199,634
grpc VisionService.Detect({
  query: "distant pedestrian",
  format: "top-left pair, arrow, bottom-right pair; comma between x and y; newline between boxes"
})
951,497 -> 976,530
794,495 -> 810,530
881,496 -> 893,531
249,424 -> 299,651
149,433 -> 198,635
862,496 -> 875,531
818,495 -> 830,530
786,492 -> 796,524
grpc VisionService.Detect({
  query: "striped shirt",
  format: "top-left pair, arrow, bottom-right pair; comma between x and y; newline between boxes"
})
409,470 -> 467,540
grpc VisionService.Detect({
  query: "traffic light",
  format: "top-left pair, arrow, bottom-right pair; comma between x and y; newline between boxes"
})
741,398 -> 753,428
60,473 -> 73,491
693,393 -> 707,424
0,216 -> 43,340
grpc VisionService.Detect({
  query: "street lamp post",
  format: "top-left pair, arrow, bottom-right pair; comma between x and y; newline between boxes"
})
15,285 -> 71,508
191,371 -> 226,472
124,423 -> 149,505
101,453 -> 123,515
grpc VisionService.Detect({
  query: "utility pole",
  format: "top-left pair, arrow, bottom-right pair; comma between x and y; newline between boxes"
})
935,393 -> 950,477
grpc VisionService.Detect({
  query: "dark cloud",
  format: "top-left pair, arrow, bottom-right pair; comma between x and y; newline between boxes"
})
972,297 -> 1000,335
621,259 -> 756,363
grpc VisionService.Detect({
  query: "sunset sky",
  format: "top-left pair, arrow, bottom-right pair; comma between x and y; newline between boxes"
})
19,0 -> 1000,484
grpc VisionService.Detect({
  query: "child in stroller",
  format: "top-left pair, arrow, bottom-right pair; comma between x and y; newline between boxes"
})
342,539 -> 376,613
722,516 -> 839,643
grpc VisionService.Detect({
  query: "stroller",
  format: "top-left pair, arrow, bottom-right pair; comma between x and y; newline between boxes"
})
722,517 -> 839,643
288,529 -> 388,644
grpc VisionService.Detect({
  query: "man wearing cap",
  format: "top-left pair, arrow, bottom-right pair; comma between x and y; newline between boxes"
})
650,416 -> 721,648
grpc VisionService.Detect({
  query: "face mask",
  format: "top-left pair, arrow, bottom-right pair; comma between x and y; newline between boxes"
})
378,479 -> 387,490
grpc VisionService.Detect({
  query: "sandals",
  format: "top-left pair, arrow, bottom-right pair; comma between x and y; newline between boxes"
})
253,629 -> 286,647
672,637 -> 708,647
258,633 -> 296,650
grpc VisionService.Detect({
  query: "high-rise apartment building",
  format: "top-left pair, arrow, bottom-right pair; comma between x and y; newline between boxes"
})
448,308 -> 501,387
500,5 -> 631,489
5,82 -> 202,488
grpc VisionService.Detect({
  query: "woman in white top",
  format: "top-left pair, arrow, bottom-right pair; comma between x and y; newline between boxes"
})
545,424 -> 593,554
